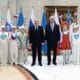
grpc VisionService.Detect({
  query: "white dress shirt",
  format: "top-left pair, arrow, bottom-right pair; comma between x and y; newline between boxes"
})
51,23 -> 54,31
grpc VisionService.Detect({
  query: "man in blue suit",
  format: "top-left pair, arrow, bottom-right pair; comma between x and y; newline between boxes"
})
29,20 -> 44,66
45,16 -> 60,65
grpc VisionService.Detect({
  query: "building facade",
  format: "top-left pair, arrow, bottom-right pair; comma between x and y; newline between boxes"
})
0,0 -> 80,30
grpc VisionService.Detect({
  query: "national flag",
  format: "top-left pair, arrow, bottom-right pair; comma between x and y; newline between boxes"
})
41,10 -> 47,29
66,9 -> 72,24
41,9 -> 47,55
54,8 -> 62,55
5,8 -> 12,32
17,8 -> 24,27
29,7 -> 35,27
54,8 -> 60,25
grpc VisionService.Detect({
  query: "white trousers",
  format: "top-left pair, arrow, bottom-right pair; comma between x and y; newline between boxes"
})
9,40 -> 18,64
0,39 -> 8,65
19,48 -> 28,64
62,50 -> 71,64
72,44 -> 80,64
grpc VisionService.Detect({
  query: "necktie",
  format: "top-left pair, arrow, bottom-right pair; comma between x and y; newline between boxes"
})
51,24 -> 54,31
36,26 -> 38,31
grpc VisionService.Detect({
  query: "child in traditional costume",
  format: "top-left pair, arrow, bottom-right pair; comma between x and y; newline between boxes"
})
61,21 -> 71,64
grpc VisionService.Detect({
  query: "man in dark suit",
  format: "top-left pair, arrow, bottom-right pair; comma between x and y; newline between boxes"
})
29,20 -> 44,66
45,16 -> 60,65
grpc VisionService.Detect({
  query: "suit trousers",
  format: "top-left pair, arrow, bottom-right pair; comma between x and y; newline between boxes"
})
32,44 -> 42,64
47,44 -> 57,64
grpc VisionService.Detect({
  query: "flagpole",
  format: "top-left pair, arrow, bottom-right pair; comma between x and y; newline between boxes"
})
7,0 -> 10,9
16,0 -> 20,14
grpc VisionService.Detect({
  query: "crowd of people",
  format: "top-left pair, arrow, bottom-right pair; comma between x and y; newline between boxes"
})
0,25 -> 28,65
29,15 -> 80,66
0,15 -> 79,66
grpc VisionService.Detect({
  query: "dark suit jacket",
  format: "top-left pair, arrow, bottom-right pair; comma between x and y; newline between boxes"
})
45,23 -> 60,47
29,26 -> 44,46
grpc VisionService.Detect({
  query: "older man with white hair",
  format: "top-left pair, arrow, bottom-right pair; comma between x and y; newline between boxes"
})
45,16 -> 60,65
0,25 -> 9,65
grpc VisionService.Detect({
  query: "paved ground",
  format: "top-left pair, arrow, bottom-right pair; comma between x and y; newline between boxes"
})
22,55 -> 80,80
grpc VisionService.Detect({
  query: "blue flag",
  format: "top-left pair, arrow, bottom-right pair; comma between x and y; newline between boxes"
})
17,8 -> 24,27
66,9 -> 72,24
41,10 -> 47,55
41,10 -> 47,29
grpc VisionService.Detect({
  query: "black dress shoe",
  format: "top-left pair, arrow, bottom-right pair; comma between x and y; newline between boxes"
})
53,62 -> 57,65
31,63 -> 35,66
39,63 -> 42,66
47,62 -> 51,65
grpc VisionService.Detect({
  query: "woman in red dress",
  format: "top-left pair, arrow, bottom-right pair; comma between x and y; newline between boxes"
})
61,20 -> 71,65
